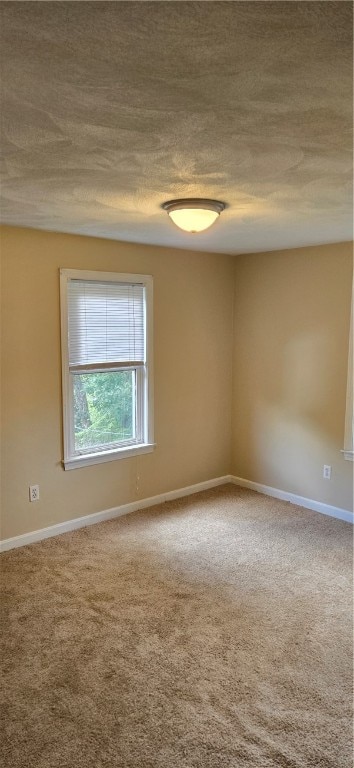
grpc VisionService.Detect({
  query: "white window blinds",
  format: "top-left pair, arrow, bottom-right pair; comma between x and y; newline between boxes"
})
67,279 -> 145,369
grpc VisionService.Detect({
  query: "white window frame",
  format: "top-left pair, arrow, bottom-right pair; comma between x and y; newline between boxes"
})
60,269 -> 154,470
341,272 -> 353,461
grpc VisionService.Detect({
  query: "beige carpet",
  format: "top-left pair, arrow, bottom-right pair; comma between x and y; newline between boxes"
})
1,484 -> 352,768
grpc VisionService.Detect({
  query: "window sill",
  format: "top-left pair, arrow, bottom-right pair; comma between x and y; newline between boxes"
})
340,449 -> 354,462
63,443 -> 156,470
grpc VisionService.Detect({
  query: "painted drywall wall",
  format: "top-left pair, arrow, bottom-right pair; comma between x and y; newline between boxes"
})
232,242 -> 353,512
1,229 -> 353,541
0,226 -> 235,539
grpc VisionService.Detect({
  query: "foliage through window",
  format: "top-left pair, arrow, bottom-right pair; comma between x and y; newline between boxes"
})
73,371 -> 135,452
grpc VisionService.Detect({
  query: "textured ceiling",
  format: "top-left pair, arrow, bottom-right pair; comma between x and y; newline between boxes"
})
0,1 -> 353,254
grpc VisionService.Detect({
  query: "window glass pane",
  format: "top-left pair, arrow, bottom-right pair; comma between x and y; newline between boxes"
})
73,370 -> 135,453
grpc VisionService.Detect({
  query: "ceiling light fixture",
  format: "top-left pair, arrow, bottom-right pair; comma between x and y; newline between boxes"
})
162,198 -> 226,233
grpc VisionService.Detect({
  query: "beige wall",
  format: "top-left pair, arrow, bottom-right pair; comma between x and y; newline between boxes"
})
1,229 -> 353,541
0,226 -> 235,539
232,242 -> 353,512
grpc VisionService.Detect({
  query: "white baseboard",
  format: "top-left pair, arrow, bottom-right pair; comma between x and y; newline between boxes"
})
1,472 -> 352,553
0,475 -> 231,553
230,475 -> 354,524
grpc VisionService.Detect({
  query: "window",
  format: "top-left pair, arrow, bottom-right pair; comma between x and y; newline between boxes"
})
342,275 -> 353,461
60,270 -> 154,469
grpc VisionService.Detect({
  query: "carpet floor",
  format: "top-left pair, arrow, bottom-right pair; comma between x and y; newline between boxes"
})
1,484 -> 352,768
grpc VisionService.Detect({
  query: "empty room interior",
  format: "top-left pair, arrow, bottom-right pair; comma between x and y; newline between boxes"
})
0,2 -> 353,767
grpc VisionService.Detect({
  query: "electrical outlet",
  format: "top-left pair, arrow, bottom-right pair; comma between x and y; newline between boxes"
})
323,465 -> 332,480
29,485 -> 40,502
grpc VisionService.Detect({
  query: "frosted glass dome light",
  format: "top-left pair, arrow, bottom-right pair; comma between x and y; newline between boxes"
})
162,198 -> 225,233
